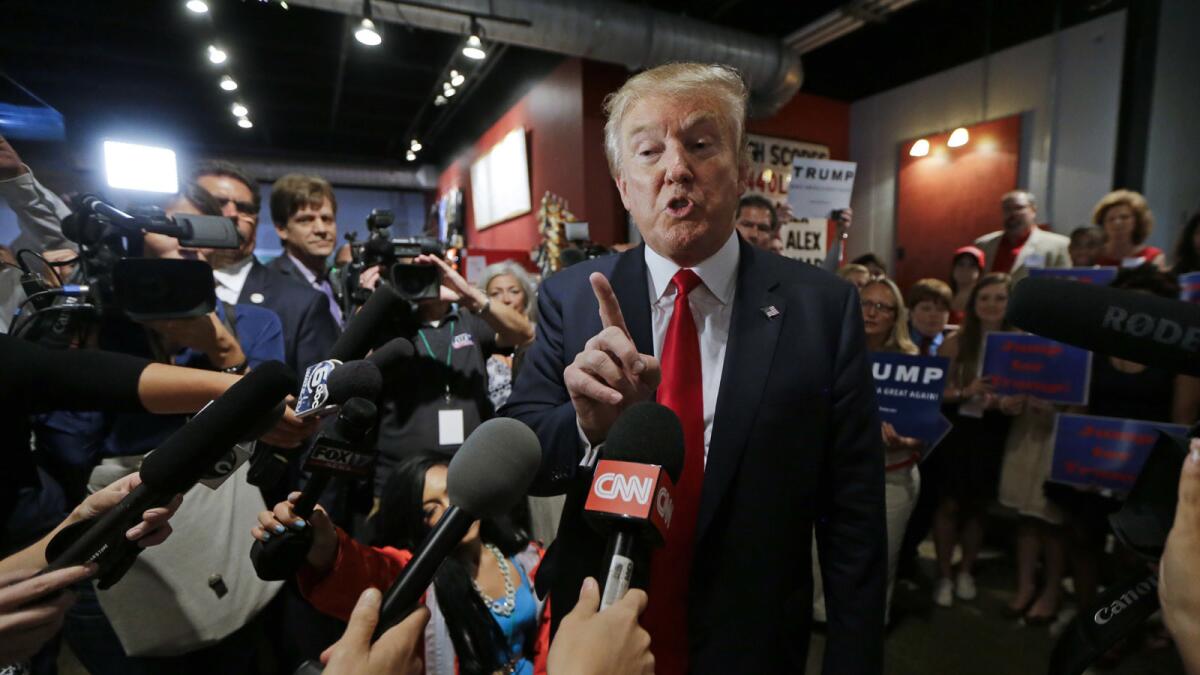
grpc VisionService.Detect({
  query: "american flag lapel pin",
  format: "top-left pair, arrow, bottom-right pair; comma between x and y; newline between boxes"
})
761,305 -> 781,319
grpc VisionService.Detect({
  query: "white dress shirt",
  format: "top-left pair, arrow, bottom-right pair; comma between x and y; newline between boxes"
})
212,256 -> 254,305
644,231 -> 739,467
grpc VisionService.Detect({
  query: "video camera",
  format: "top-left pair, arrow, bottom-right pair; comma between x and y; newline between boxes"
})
340,209 -> 446,309
11,193 -> 239,348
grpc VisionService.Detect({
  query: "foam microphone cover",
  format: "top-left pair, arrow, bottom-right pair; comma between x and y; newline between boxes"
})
140,360 -> 296,495
603,402 -> 685,482
326,361 -> 383,404
447,417 -> 542,517
366,337 -> 415,376
1008,277 -> 1200,377
328,284 -> 406,362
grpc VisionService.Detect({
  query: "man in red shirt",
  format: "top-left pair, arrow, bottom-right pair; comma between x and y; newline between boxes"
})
974,190 -> 1070,277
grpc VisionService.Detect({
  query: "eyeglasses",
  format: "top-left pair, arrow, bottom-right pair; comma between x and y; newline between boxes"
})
216,196 -> 258,215
860,300 -> 897,315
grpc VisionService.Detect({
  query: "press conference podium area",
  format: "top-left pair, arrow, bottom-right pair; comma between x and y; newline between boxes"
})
55,522 -> 1185,674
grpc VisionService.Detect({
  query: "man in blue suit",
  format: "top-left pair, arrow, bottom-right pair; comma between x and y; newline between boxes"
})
193,162 -> 339,374
503,63 -> 886,674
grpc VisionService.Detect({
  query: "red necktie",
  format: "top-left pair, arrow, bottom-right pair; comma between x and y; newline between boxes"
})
645,269 -> 705,675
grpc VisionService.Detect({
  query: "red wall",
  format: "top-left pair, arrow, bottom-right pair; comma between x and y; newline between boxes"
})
437,59 -> 851,253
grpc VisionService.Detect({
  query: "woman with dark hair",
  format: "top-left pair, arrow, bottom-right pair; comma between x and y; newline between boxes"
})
1091,190 -> 1166,268
1170,210 -> 1200,276
948,246 -> 985,325
254,453 -> 549,674
930,273 -> 1021,609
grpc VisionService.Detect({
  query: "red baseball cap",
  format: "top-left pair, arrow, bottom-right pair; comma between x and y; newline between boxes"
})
954,245 -> 986,270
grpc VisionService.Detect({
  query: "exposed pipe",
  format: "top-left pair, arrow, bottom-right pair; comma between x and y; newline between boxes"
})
785,0 -> 921,54
283,0 -> 804,116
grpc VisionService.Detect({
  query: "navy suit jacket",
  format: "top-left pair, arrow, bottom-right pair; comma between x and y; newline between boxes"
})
502,238 -> 886,674
239,259 -> 339,374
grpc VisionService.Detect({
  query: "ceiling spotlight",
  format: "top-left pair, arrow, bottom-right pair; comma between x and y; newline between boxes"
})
237,117 -> 253,129
450,70 -> 465,87
186,0 -> 209,13
434,95 -> 447,106
355,18 -> 382,46
462,34 -> 486,60
443,86 -> 456,97
410,139 -> 422,151
909,138 -> 930,157
207,45 -> 228,64
219,76 -> 238,91
406,150 -> 416,161
231,102 -> 248,117
948,127 -> 970,148
280,0 -> 289,7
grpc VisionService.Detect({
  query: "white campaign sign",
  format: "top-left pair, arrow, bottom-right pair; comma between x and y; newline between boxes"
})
788,158 -> 857,220
745,133 -> 830,265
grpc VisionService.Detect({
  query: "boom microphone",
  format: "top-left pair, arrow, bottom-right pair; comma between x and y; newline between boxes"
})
1007,277 -> 1200,376
374,417 -> 541,638
43,361 -> 297,588
250,397 -> 379,581
584,402 -> 684,609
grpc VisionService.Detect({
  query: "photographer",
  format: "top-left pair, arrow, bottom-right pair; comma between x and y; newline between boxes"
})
370,252 -> 534,496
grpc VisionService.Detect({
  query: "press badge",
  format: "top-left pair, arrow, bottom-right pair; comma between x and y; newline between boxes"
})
439,409 -> 465,445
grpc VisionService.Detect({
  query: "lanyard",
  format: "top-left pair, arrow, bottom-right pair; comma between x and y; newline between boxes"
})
418,321 -> 456,401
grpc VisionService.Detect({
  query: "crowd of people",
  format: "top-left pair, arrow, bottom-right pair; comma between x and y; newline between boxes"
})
1,59 -> 1200,675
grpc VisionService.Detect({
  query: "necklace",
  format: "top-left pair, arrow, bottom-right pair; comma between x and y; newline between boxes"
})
472,543 -> 516,617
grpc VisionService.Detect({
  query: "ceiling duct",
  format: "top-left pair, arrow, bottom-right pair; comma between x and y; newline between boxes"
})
285,0 -> 804,116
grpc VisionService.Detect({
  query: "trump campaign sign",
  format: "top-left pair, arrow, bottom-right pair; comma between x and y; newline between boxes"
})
981,332 -> 1092,405
1027,267 -> 1118,286
745,133 -> 831,266
870,352 -> 952,457
1050,413 -> 1189,492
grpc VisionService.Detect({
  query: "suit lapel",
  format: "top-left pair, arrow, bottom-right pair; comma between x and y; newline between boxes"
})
696,241 -> 785,541
606,244 -> 654,356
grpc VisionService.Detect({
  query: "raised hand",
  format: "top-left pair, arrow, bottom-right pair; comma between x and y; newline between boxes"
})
564,273 -> 661,445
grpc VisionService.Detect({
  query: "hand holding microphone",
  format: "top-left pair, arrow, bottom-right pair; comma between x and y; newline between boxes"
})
547,577 -> 654,675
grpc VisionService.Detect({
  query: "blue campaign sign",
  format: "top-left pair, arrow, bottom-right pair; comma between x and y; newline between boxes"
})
981,332 -> 1092,405
1179,272 -> 1200,303
1027,267 -> 1118,286
870,352 -> 952,455
1050,413 -> 1189,492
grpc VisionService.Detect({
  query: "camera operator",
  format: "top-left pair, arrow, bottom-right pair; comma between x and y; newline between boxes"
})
369,252 -> 534,498
0,134 -> 75,333
192,161 -> 340,375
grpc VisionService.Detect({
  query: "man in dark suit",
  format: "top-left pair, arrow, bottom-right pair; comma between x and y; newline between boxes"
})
194,161 -> 339,374
502,63 -> 886,674
266,174 -> 344,328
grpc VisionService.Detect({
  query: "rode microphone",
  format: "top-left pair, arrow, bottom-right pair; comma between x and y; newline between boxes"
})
43,361 -> 296,588
1007,277 -> 1200,376
584,402 -> 685,609
250,397 -> 379,581
374,417 -> 541,638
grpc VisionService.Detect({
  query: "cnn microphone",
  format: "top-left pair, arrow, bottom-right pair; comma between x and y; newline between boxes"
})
250,397 -> 379,581
584,402 -> 685,609
374,417 -> 541,638
42,361 -> 296,588
1007,277 -> 1200,376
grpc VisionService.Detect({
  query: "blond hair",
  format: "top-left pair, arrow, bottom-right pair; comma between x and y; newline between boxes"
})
1092,189 -> 1155,245
602,62 -> 748,176
863,278 -> 918,355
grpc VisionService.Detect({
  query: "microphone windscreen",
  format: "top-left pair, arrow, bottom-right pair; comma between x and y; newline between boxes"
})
328,285 -> 406,362
447,418 -> 541,517
141,360 -> 296,494
326,360 -> 383,403
1008,277 -> 1200,376
604,402 -> 685,483
367,337 -> 415,371
333,397 -> 378,443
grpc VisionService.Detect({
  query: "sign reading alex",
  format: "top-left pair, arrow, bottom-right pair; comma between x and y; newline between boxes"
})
1027,267 -> 1119,286
1050,413 -> 1188,492
870,352 -> 952,457
745,133 -> 830,266
981,332 -> 1092,406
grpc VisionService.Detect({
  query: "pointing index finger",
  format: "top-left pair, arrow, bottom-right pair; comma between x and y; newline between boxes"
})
590,273 -> 629,336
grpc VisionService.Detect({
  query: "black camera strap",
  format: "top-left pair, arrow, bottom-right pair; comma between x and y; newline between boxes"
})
1047,569 -> 1160,675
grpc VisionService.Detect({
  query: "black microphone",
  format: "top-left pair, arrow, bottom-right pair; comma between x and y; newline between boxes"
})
250,397 -> 379,581
374,417 -> 542,638
1007,277 -> 1200,376
330,285 -> 409,362
583,402 -> 685,608
43,361 -> 296,588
